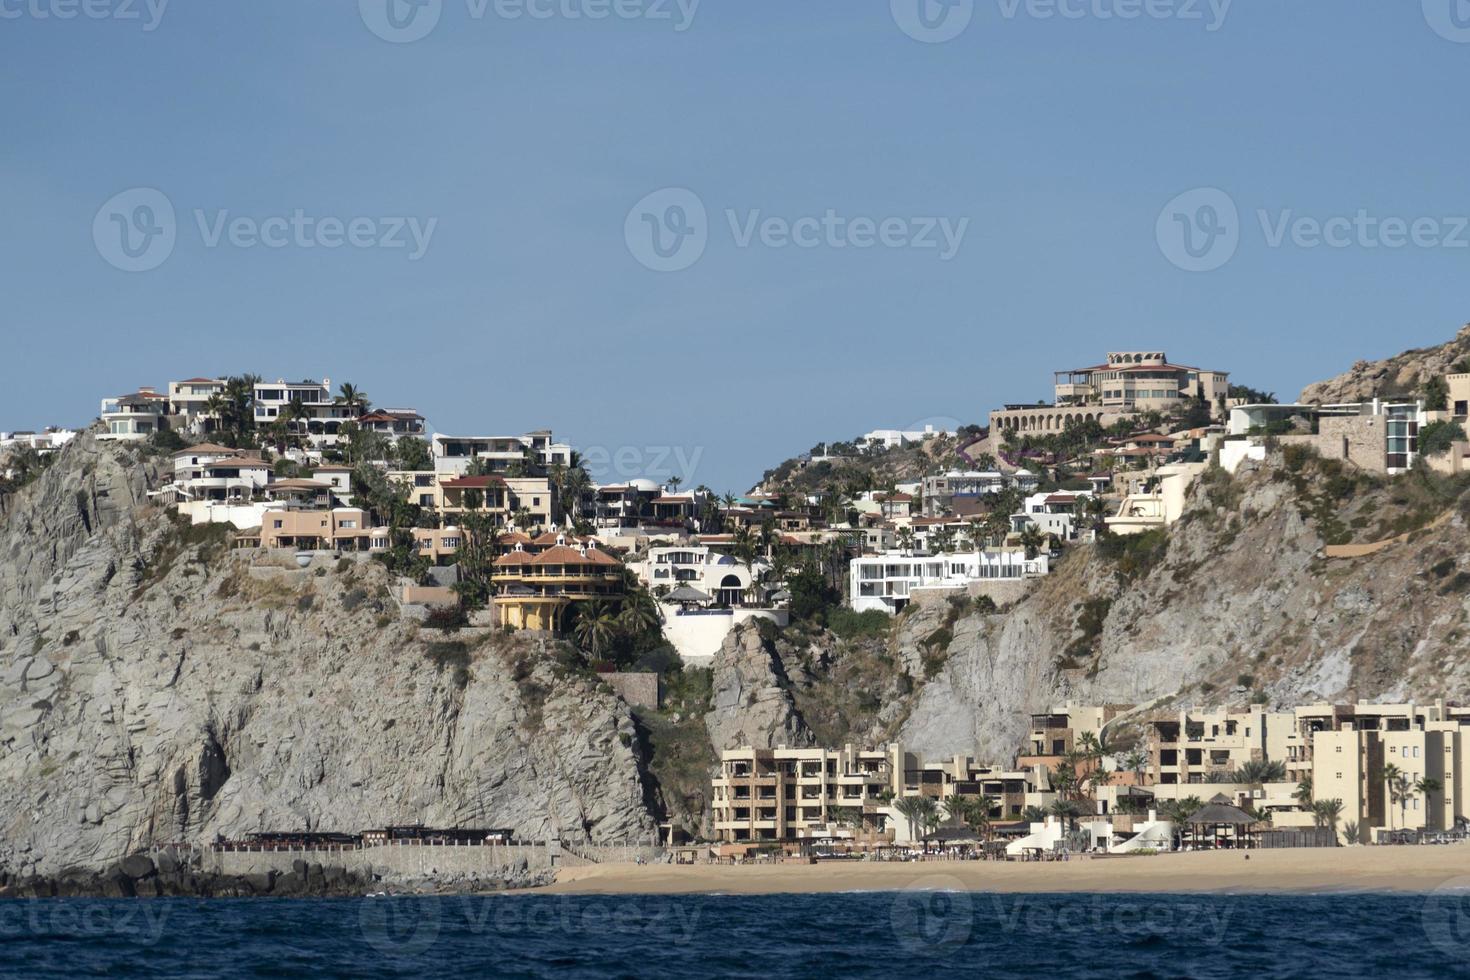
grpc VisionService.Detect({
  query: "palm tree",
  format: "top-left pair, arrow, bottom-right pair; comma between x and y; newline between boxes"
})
1342,820 -> 1360,845
1121,749 -> 1150,786
1233,759 -> 1287,785
571,601 -> 619,658
1020,805 -> 1048,824
1017,523 -> 1045,560
336,382 -> 370,416
1049,798 -> 1084,832
893,795 -> 937,843
1416,776 -> 1443,830
1293,777 -> 1313,809
1312,798 -> 1345,843
945,794 -> 973,826
1088,763 -> 1113,799
1382,763 -> 1407,829
896,526 -> 915,556
619,588 -> 660,638
1050,758 -> 1079,800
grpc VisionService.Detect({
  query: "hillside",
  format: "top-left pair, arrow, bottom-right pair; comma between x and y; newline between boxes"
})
0,434 -> 655,879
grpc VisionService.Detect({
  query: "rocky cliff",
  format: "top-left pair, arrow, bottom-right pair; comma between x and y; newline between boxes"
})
1299,323 -> 1470,404
0,435 -> 656,879
897,444 -> 1470,761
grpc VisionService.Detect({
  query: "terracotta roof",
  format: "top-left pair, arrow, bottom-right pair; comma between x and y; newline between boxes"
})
269,479 -> 330,490
493,550 -> 534,566
497,532 -> 533,546
532,545 -> 621,567
178,377 -> 221,384
1129,434 -> 1175,443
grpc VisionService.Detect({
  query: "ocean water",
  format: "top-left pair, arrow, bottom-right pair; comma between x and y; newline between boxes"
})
2,890 -> 1468,978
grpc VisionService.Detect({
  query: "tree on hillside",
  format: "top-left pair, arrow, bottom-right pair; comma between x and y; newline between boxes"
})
336,382 -> 370,415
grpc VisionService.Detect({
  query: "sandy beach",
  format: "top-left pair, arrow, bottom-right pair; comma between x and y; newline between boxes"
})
531,845 -> 1470,896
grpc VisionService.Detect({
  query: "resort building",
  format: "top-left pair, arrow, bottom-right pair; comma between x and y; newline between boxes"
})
491,538 -> 624,632
711,745 -> 899,844
1146,707 -> 1300,786
847,549 -> 1050,614
989,350 -> 1230,435
99,387 -> 170,441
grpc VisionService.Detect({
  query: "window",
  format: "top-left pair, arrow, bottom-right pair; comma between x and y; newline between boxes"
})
273,520 -> 283,529
340,520 -> 357,529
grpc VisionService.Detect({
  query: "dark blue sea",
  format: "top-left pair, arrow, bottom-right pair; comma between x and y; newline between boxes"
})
3,891 -> 1468,978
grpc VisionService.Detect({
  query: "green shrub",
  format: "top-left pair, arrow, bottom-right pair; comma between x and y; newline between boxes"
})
826,608 -> 892,640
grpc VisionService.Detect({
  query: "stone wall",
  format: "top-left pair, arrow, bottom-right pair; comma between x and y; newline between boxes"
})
206,840 -> 667,879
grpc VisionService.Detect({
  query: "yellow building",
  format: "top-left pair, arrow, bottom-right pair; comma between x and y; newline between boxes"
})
491,540 -> 624,631
710,745 -> 899,844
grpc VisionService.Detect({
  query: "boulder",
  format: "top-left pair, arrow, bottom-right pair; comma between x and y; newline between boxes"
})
117,854 -> 155,880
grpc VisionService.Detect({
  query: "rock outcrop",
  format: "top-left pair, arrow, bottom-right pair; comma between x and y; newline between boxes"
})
1299,323 -> 1470,404
0,435 -> 657,879
705,622 -> 812,751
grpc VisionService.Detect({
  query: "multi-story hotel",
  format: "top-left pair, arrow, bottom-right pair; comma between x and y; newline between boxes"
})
711,746 -> 899,844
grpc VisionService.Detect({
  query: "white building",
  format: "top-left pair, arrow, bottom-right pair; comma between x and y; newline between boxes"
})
99,387 -> 170,441
431,430 -> 572,475
0,428 -> 77,456
848,549 -> 1050,614
631,545 -> 767,606
167,377 -> 225,434
1012,490 -> 1093,542
861,424 -> 955,450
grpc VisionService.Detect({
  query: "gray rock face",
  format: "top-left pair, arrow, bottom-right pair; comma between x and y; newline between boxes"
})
0,435 -> 656,878
899,455 -> 1470,762
706,622 -> 812,751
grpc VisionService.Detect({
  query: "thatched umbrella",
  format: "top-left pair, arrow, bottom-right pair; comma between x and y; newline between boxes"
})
1183,794 -> 1259,849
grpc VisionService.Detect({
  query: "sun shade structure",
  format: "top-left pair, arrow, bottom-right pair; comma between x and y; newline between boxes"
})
665,585 -> 713,605
1182,794 -> 1260,849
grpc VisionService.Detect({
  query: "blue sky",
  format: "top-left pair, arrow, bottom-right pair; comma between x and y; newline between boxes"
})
4,1 -> 1470,491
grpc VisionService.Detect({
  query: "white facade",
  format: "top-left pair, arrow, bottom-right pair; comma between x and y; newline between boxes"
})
168,378 -> 225,434
432,431 -> 572,475
848,549 -> 1050,613
1012,490 -> 1092,541
99,388 -> 170,441
861,424 -> 954,450
631,545 -> 767,606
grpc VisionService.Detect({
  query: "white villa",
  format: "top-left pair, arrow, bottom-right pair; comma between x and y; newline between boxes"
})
848,549 -> 1050,614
